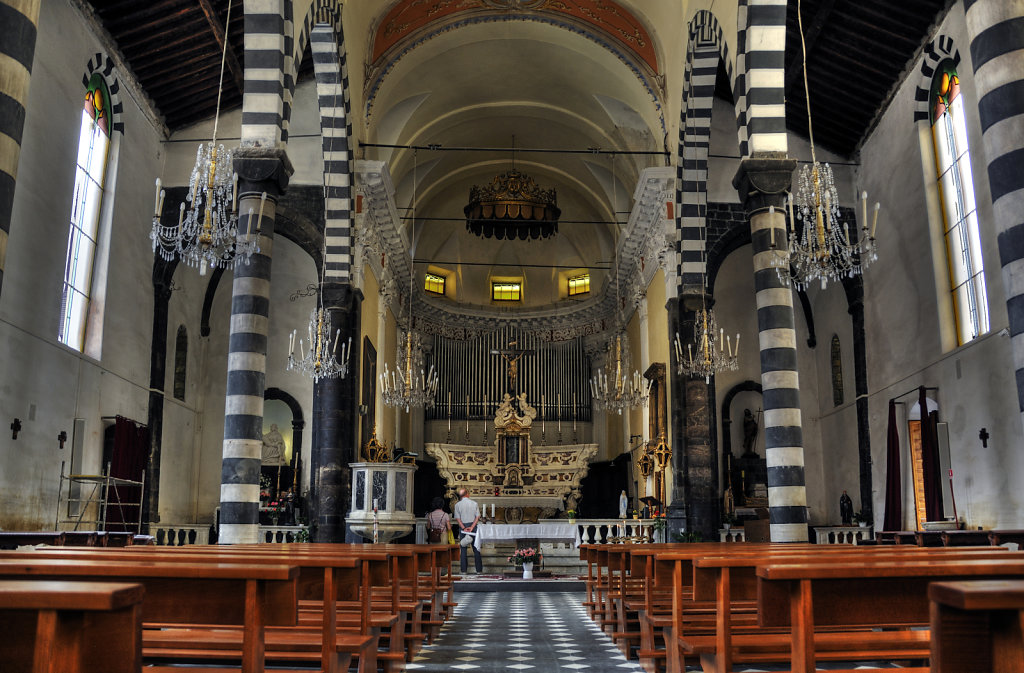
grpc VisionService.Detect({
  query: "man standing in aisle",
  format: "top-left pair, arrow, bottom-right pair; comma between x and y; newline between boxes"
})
454,488 -> 483,573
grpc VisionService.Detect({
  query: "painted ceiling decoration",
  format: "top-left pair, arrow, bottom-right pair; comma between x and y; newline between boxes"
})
364,0 -> 666,133
371,0 -> 658,72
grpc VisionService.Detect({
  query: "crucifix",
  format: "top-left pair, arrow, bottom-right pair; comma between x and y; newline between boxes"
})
490,341 -> 535,395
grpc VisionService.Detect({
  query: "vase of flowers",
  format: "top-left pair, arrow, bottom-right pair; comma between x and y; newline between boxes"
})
566,509 -> 577,525
509,547 -> 541,579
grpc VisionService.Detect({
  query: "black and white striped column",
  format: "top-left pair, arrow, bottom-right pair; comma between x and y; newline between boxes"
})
743,0 -> 788,155
962,1 -> 1024,414
734,158 -> 807,542
240,3 -> 286,147
0,0 -> 41,298
219,149 -> 292,545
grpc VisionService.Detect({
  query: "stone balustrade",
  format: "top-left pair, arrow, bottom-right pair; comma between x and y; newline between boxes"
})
814,524 -> 874,544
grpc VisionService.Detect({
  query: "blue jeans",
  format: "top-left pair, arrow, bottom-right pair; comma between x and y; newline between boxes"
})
459,526 -> 482,573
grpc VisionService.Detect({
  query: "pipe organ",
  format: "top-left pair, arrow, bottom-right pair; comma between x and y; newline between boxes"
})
426,325 -> 592,422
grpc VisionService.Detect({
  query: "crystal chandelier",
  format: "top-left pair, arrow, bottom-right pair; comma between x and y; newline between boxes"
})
380,326 -> 439,413
674,306 -> 739,384
285,73 -> 350,383
287,305 -> 351,382
590,330 -> 651,415
150,0 -> 257,276
770,0 -> 880,291
379,149 -> 439,412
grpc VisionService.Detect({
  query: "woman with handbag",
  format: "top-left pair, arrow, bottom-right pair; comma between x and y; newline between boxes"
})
425,496 -> 452,544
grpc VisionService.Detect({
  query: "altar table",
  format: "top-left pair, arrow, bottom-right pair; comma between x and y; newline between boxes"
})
473,522 -> 578,550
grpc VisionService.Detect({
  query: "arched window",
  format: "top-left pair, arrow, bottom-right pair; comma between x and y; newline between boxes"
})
930,60 -> 988,344
59,73 -> 112,350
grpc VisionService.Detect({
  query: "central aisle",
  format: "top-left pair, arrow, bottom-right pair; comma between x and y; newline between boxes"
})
406,591 -> 645,672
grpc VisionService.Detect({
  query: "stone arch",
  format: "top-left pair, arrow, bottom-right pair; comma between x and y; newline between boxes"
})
913,34 -> 960,124
81,53 -> 125,135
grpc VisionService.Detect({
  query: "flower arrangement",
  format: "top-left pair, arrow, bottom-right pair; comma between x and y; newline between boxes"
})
266,500 -> 284,525
566,509 -> 577,520
508,547 -> 541,567
651,512 -> 667,532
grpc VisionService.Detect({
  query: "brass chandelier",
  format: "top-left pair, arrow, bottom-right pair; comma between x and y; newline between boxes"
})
465,159 -> 560,241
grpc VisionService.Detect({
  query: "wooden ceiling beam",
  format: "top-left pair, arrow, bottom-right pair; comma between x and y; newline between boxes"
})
195,0 -> 245,97
785,0 -> 839,96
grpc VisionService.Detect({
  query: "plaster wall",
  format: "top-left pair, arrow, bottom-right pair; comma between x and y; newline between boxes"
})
853,5 -> 1022,529
0,0 -> 166,529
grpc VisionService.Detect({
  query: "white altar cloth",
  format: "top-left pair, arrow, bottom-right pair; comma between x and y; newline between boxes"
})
473,522 -> 578,550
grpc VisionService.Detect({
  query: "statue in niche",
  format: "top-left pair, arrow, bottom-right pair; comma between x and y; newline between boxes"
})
262,424 -> 286,466
840,490 -> 854,525
742,409 -> 759,456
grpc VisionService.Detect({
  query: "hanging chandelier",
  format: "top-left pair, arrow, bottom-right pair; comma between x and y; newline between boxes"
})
287,306 -> 351,382
380,327 -> 439,413
770,0 -> 880,291
590,330 -> 651,415
285,68 -> 350,383
380,150 -> 440,412
674,306 -> 739,384
464,141 -> 559,240
150,0 -> 256,276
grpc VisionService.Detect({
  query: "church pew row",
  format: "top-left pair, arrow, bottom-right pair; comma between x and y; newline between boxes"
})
929,579 -> 1024,672
0,543 -> 457,673
580,542 -> 1024,673
0,530 -> 141,549
0,579 -> 145,673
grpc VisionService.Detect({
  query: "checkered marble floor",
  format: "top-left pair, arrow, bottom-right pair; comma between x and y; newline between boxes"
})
405,591 -> 913,672
407,592 -> 644,672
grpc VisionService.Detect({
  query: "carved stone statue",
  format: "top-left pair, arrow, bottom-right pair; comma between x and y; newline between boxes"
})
840,490 -> 854,525
261,423 -> 286,466
742,408 -> 758,456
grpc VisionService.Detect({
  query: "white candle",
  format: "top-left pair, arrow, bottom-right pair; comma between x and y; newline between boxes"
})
154,178 -> 162,216
871,202 -> 880,238
177,202 -> 185,232
861,190 -> 868,232
255,192 -> 267,235
232,172 -> 239,212
157,189 -> 166,217
491,503 -> 495,518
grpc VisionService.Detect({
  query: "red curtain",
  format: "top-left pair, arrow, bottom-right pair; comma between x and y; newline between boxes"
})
106,416 -> 149,531
919,387 -> 944,522
882,400 -> 902,530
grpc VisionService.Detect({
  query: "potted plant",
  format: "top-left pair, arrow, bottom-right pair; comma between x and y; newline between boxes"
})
508,547 -> 541,579
566,509 -> 577,525
722,513 -> 738,530
853,510 -> 872,528
632,508 -> 639,520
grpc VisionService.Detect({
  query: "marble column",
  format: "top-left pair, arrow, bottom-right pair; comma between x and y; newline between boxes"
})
219,148 -> 292,544
962,2 -> 1024,420
0,0 -> 41,298
311,282 -> 361,543
733,157 -> 808,542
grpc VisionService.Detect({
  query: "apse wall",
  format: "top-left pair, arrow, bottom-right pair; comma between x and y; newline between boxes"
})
856,4 -> 1023,529
0,0 -> 167,529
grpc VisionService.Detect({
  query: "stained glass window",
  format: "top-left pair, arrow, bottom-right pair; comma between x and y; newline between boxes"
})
931,60 -> 988,344
59,73 -> 111,351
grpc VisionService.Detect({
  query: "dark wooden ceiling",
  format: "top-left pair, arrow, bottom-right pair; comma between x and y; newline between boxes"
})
87,0 -> 950,155
782,0 -> 954,155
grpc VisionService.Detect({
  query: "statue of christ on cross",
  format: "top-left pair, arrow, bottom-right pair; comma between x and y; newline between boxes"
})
490,341 -> 535,394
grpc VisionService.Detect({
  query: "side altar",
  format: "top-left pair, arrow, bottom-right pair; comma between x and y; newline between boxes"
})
425,392 -> 597,520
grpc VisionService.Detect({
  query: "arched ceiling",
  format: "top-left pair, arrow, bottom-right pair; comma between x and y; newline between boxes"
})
365,18 -> 666,309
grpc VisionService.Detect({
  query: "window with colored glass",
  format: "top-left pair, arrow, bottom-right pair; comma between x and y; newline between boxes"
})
931,60 -> 987,344
60,74 -> 112,351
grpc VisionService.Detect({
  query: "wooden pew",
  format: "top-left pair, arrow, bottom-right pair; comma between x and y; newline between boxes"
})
677,546 -> 1012,673
13,545 -> 389,673
0,557 -> 299,673
989,530 -> 1024,547
0,580 -> 144,673
757,557 -> 1024,673
929,579 -> 1024,672
0,531 -> 65,549
940,529 -> 993,546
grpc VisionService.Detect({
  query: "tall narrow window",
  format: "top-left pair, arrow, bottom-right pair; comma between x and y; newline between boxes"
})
931,61 -> 988,344
59,73 -> 111,350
